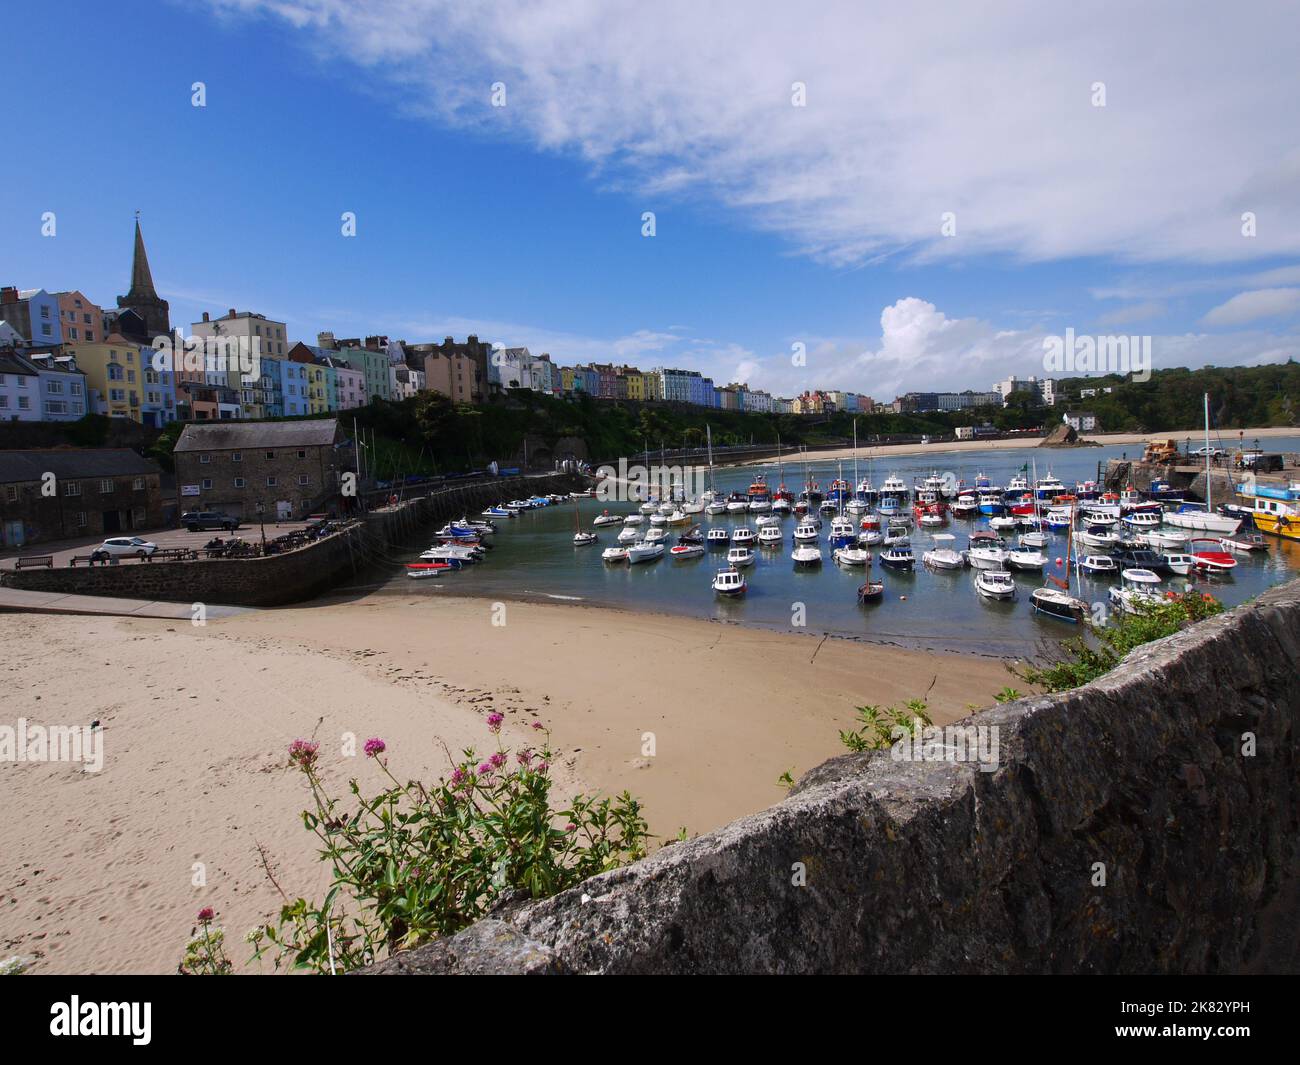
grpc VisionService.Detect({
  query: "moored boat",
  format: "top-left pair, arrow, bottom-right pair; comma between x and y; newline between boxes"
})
975,569 -> 1016,600
712,566 -> 747,596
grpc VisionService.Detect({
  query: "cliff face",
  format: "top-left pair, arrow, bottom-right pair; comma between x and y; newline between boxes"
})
365,579 -> 1300,975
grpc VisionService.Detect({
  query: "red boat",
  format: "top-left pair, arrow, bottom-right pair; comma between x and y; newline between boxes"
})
1188,538 -> 1238,573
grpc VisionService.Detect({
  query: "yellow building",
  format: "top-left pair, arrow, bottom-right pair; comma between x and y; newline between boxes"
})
306,365 -> 331,414
561,367 -> 576,393
620,367 -> 645,401
61,334 -> 145,421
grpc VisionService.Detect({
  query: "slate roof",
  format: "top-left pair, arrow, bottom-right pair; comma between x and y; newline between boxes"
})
0,449 -> 161,484
173,418 -> 341,452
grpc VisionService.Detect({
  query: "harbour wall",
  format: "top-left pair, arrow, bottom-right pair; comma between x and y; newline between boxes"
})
367,577 -> 1300,974
0,474 -> 578,608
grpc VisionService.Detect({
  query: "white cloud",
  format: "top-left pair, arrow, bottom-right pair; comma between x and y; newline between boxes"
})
1097,301 -> 1167,327
207,0 -> 1300,265
1202,288 -> 1300,326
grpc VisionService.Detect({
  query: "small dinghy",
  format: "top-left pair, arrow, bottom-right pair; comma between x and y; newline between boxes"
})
405,562 -> 450,580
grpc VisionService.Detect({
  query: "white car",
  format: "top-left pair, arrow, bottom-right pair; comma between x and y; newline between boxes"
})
1190,445 -> 1225,457
95,536 -> 158,559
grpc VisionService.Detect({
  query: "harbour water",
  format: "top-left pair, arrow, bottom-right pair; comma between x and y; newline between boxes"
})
380,439 -> 1300,657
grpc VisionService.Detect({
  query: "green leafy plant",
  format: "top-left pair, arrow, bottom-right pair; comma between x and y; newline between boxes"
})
839,699 -> 933,752
1014,588 -> 1225,693
244,721 -> 649,974
178,908 -> 233,975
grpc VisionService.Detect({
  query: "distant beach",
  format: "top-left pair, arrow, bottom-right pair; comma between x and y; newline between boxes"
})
0,596 -> 1015,974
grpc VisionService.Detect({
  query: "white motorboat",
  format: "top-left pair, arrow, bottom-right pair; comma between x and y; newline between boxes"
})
975,569 -> 1017,600
965,533 -> 1008,570
658,500 -> 677,515
592,512 -> 622,527
627,541 -> 665,564
1076,553 -> 1118,576
573,532 -> 599,547
1162,552 -> 1196,576
791,544 -> 823,565
988,515 -> 1019,533
617,526 -> 640,544
1219,532 -> 1268,553
1030,585 -> 1088,622
771,497 -> 793,514
682,499 -> 705,514
664,509 -> 690,526
726,545 -> 755,567
706,500 -> 728,515
1006,547 -> 1047,572
1188,537 -> 1239,573
706,528 -> 730,545
879,544 -> 915,569
1077,525 -> 1121,550
921,533 -> 964,570
623,514 -> 644,526
643,527 -> 668,543
712,566 -> 747,596
731,526 -> 755,544
1137,528 -> 1188,550
670,543 -> 705,560
833,546 -> 871,566
1164,504 -> 1241,534
1109,568 -> 1163,614
792,521 -> 819,543
1019,530 -> 1049,550
952,493 -> 979,517
758,525 -> 784,546
1122,511 -> 1162,531
919,511 -> 947,529
601,546 -> 629,562
649,513 -> 669,527
639,500 -> 659,514
755,513 -> 782,527
405,563 -> 446,580
726,496 -> 750,513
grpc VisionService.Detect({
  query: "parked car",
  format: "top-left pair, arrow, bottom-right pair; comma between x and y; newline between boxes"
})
94,536 -> 158,560
181,511 -> 240,532
1190,445 -> 1225,457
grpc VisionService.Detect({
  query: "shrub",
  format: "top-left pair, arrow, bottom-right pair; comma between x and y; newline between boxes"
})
839,699 -> 933,752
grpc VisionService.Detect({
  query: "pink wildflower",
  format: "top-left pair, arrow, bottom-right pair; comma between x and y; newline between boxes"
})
363,737 -> 386,758
288,739 -> 319,769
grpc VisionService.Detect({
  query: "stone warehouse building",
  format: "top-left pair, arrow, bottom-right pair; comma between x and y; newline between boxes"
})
172,419 -> 353,521
0,449 -> 164,548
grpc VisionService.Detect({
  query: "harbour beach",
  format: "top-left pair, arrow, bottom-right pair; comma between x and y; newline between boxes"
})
0,595 -> 1015,974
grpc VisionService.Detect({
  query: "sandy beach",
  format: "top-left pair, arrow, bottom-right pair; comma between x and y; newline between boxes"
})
0,594 -> 1017,974
741,426 -> 1299,466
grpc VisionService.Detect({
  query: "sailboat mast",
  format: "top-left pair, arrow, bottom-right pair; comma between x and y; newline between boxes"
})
1204,392 -> 1212,511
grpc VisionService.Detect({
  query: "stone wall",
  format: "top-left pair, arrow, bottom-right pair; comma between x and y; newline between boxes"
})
366,577 -> 1300,975
1,474 -> 578,607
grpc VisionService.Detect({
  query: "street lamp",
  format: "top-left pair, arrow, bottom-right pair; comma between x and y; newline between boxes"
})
256,500 -> 266,553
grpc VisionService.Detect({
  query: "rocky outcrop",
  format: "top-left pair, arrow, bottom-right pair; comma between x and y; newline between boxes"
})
367,578 -> 1300,974
1039,424 -> 1101,447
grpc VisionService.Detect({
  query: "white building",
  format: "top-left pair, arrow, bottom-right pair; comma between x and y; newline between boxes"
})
1063,410 -> 1098,432
994,375 -> 1056,406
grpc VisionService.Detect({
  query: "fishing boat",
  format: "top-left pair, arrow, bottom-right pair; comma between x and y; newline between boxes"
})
878,473 -> 908,516
1188,537 -> 1238,573
601,546 -> 629,563
1109,568 -> 1163,614
626,540 -> 665,564
1034,471 -> 1067,501
1232,478 -> 1300,541
1030,585 -> 1087,622
977,488 -> 1005,516
1076,554 -> 1118,576
731,526 -> 755,545
1161,553 -> 1197,576
712,566 -> 747,596
827,517 -> 857,547
951,492 -> 979,517
592,511 -> 622,527
726,545 -> 755,567
1122,510 -> 1162,531
965,531 -> 1008,570
1006,546 -> 1047,572
670,543 -> 705,560
857,513 -> 883,545
833,545 -> 871,566
792,521 -> 819,543
747,475 -> 773,512
758,525 -> 784,546
857,577 -> 885,603
1043,507 -> 1075,531
975,569 -> 1016,600
879,543 -> 914,570
706,528 -> 730,546
922,533 -> 964,570
791,544 -> 823,566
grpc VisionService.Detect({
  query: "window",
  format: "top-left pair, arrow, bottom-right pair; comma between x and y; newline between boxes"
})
232,452 -> 242,462
64,481 -> 81,497
48,380 -> 63,394
266,476 -> 277,487
77,511 -> 87,528
296,450 -> 306,459
201,478 -> 213,490
297,474 -> 309,486
5,486 -> 16,502
100,479 -> 114,494
109,389 -> 125,402
70,382 -> 81,395
68,326 -> 78,340
234,477 -> 246,488
17,396 -> 29,409
265,451 -> 274,460
133,477 -> 144,490
199,454 -> 210,464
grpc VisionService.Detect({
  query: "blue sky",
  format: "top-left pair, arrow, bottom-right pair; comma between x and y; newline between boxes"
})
3,0 -> 1298,401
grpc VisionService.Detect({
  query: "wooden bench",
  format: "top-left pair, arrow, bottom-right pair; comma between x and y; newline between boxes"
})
147,548 -> 198,562
69,553 -> 105,567
14,555 -> 54,570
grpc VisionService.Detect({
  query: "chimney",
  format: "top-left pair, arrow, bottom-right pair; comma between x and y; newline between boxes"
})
1,286 -> 17,305
228,308 -> 237,318
202,311 -> 210,322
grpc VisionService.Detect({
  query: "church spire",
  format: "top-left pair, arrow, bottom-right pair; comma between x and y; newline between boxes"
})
125,214 -> 158,301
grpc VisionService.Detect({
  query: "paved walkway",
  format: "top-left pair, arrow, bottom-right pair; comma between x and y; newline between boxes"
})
0,587 -> 251,619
